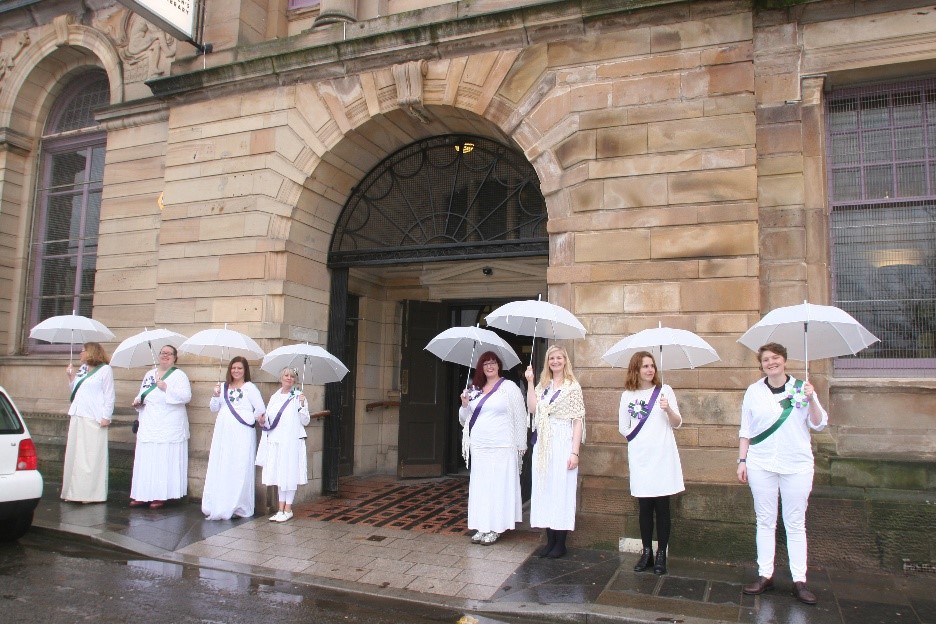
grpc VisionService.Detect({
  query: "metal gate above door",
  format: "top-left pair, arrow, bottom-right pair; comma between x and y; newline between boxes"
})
328,135 -> 547,267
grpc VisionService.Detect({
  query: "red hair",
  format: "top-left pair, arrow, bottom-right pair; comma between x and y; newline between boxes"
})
471,351 -> 503,389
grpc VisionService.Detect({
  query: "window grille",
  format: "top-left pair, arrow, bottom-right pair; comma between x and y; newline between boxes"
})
28,72 -> 109,352
329,134 -> 547,267
826,78 -> 936,375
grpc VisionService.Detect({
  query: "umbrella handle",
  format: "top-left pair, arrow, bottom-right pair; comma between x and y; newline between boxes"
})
465,339 -> 478,391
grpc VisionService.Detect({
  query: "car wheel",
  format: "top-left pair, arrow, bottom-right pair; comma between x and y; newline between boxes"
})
0,511 -> 33,542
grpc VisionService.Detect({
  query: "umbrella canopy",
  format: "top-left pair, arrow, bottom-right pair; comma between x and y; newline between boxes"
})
29,312 -> 115,361
30,312 -> 115,345
485,298 -> 587,341
179,327 -> 265,361
602,325 -> 720,372
111,328 -> 188,369
738,301 -> 879,361
260,344 -> 349,388
425,325 -> 521,370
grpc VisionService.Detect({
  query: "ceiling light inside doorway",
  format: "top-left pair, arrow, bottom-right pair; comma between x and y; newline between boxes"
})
455,142 -> 475,154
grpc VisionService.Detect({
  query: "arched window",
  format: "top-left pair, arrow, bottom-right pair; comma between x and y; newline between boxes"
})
28,71 -> 109,350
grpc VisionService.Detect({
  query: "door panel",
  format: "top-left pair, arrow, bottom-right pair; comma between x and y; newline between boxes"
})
338,295 -> 359,477
398,300 -> 448,478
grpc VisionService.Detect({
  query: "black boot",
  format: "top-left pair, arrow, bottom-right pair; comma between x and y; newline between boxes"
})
633,547 -> 654,572
653,548 -> 667,575
537,529 -> 556,558
546,530 -> 568,558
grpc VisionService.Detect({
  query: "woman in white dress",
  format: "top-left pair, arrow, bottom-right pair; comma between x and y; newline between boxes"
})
618,351 -> 684,575
202,356 -> 265,520
524,345 -> 585,558
738,342 -> 827,606
458,351 -> 528,546
256,367 -> 310,523
63,342 -> 115,503
129,344 -> 191,509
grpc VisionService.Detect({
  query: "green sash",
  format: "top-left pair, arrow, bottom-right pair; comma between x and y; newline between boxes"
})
750,379 -> 803,445
139,367 -> 177,402
70,365 -> 103,402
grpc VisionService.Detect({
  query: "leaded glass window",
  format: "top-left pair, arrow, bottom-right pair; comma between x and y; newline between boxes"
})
827,79 -> 936,375
329,135 -> 547,266
28,72 -> 109,350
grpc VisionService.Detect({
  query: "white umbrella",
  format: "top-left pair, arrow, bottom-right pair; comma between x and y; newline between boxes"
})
111,328 -> 188,369
602,323 -> 720,381
29,311 -> 115,362
485,295 -> 586,365
425,325 -> 521,389
179,325 -> 265,380
738,300 -> 880,378
261,343 -> 349,390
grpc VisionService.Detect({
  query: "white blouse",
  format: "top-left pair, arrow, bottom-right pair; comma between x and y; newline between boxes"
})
68,364 -> 115,424
739,376 -> 828,475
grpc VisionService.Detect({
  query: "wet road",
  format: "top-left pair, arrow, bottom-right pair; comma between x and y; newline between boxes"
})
0,531 -> 505,624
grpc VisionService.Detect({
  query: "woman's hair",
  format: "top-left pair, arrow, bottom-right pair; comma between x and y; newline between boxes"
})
281,367 -> 299,379
623,350 -> 660,391
757,342 -> 787,363
160,344 -> 178,364
537,345 -> 578,388
471,351 -> 503,389
226,356 -> 251,384
83,342 -> 109,366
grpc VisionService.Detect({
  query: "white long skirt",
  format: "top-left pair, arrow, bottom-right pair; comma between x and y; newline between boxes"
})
257,437 -> 308,492
467,446 -> 522,534
62,416 -> 108,503
530,419 -> 578,530
130,441 -> 188,502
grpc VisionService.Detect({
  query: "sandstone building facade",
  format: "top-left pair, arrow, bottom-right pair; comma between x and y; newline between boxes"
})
0,0 -> 932,571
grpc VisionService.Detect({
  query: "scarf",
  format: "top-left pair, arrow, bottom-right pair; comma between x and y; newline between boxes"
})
532,379 -> 585,474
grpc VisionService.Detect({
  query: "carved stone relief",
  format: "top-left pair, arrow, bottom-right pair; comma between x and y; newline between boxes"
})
392,60 -> 430,124
0,32 -> 31,93
117,12 -> 177,83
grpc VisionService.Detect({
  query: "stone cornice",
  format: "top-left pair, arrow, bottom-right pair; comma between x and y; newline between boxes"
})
94,97 -> 169,131
146,0 -> 683,101
0,125 -> 33,154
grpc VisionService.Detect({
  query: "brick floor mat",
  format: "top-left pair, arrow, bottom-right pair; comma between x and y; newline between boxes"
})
301,475 -> 471,536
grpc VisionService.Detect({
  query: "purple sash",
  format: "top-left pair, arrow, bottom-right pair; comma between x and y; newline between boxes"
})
467,377 -> 506,433
625,385 -> 661,442
531,386 -> 562,446
223,383 -> 256,428
263,394 -> 294,432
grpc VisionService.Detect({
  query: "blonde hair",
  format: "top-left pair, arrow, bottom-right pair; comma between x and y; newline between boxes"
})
537,345 -> 578,388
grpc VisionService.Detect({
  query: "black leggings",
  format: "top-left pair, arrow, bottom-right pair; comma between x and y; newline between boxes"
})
638,496 -> 671,551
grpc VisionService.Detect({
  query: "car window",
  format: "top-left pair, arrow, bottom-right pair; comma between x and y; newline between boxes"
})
0,393 -> 25,434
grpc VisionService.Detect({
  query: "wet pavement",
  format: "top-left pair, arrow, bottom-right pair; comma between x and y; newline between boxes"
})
32,485 -> 936,624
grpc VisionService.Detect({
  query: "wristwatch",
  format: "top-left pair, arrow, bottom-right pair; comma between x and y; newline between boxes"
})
737,458 -> 746,464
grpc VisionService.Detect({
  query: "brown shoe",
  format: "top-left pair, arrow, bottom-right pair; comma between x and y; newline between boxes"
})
148,500 -> 165,509
129,499 -> 148,508
792,581 -> 817,605
742,576 -> 774,595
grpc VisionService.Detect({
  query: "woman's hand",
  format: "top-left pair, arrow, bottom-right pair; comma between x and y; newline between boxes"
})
737,462 -> 747,484
100,418 -> 111,428
803,381 -> 815,400
298,393 -> 306,407
567,453 -> 579,470
524,366 -> 534,383
257,414 -> 266,427
659,396 -> 669,411
460,390 -> 469,408
213,383 -> 221,397
132,398 -> 142,408
156,380 -> 167,391
66,364 -> 75,381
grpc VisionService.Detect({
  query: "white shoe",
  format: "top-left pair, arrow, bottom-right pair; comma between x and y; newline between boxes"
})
274,510 -> 293,523
269,511 -> 285,522
480,531 -> 499,545
471,531 -> 484,543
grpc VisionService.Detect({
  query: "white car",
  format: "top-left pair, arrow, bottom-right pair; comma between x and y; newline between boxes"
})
0,385 -> 43,541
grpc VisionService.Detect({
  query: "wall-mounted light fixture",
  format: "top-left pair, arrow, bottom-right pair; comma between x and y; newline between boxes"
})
482,266 -> 493,276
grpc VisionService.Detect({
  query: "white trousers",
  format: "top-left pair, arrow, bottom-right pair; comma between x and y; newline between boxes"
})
747,464 -> 813,583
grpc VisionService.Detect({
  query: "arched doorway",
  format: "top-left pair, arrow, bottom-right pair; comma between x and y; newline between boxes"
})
322,134 -> 548,491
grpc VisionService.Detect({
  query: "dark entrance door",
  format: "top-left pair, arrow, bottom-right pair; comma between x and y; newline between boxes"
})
398,300 -> 448,477
338,294 -> 359,477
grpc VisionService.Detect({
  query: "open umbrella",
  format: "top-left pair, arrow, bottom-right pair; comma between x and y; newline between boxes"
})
485,295 -> 586,365
179,325 -> 265,380
29,311 -> 115,362
111,328 -> 188,369
260,343 -> 349,391
602,323 -> 720,381
737,300 -> 879,378
425,325 -> 521,388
